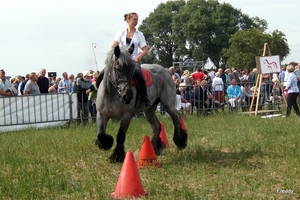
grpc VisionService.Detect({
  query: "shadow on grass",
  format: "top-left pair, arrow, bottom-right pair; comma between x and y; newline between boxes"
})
165,145 -> 264,169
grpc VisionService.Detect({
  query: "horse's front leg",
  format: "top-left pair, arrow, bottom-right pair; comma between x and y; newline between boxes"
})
95,113 -> 114,150
110,113 -> 133,163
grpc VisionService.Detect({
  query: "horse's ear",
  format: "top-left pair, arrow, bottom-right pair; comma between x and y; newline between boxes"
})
114,45 -> 120,58
128,43 -> 134,55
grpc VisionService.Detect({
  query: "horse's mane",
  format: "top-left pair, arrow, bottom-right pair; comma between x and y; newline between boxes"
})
105,46 -> 135,68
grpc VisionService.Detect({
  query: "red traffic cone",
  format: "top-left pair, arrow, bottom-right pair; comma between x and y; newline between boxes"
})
111,151 -> 148,199
179,115 -> 187,132
137,136 -> 160,168
159,122 -> 169,147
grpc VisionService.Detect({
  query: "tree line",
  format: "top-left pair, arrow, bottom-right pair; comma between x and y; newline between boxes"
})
139,0 -> 290,70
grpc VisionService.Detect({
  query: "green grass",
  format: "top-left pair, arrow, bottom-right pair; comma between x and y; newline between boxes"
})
0,112 -> 299,199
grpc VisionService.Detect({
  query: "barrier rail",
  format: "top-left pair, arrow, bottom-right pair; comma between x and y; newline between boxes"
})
0,93 -> 77,132
0,81 -> 287,132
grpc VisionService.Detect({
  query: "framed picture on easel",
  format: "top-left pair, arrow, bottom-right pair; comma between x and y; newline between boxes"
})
256,55 -> 281,74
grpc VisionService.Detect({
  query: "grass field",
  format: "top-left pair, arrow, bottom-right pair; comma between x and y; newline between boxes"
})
0,112 -> 299,199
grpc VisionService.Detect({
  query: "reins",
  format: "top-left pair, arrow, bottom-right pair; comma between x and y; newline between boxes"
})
105,57 -> 135,98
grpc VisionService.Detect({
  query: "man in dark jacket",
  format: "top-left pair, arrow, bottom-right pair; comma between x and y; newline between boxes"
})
75,71 -> 95,125
37,68 -> 49,93
192,80 -> 221,110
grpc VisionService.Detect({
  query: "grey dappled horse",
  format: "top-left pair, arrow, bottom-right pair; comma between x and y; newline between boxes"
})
95,45 -> 187,163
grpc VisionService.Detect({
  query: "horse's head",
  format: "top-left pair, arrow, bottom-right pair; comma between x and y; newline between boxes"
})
105,44 -> 136,104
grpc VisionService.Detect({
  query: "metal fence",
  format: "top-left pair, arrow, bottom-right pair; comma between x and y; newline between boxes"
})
0,93 -> 78,132
0,81 -> 290,131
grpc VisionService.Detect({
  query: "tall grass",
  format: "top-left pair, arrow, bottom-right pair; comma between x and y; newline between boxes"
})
0,112 -> 299,199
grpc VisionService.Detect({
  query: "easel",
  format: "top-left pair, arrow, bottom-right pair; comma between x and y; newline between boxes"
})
248,43 -> 286,116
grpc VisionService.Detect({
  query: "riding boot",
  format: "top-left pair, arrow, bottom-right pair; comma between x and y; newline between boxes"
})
134,67 -> 152,106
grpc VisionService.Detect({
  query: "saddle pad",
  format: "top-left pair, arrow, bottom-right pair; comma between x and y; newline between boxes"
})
131,69 -> 153,87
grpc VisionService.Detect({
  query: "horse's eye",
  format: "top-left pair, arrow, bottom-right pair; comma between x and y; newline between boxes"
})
115,61 -> 123,70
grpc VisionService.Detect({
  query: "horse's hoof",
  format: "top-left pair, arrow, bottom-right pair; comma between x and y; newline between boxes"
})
95,134 -> 114,150
152,140 -> 164,156
109,153 -> 125,163
109,155 -> 125,163
173,130 -> 188,149
173,138 -> 187,149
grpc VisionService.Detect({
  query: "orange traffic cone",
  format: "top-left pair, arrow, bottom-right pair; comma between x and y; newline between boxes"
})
159,122 -> 169,147
179,115 -> 187,131
137,136 -> 160,168
111,151 -> 148,199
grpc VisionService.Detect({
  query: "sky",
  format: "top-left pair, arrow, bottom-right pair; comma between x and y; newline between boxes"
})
1,0 -> 299,78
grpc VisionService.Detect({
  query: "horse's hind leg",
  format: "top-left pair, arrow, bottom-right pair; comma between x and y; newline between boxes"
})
109,114 -> 133,163
144,104 -> 164,155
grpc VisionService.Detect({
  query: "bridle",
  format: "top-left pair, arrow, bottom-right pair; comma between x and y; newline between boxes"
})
106,56 -> 135,98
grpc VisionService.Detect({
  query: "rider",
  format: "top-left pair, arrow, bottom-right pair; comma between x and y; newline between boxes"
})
98,12 -> 151,106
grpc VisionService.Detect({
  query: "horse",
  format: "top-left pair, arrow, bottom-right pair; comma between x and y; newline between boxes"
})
95,44 -> 188,163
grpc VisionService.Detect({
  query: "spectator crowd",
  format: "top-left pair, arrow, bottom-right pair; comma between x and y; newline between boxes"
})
0,68 -> 100,124
1,61 -> 300,121
169,61 -> 300,117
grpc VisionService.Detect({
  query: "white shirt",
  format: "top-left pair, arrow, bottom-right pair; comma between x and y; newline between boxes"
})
283,70 -> 290,86
212,77 -> 224,92
114,28 -> 147,59
0,79 -> 12,97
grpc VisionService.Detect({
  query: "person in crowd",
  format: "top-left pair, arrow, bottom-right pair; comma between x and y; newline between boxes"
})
20,74 -> 30,95
10,76 -> 20,90
224,68 -> 230,85
294,63 -> 300,87
192,79 -> 220,111
73,72 -> 83,90
229,67 -> 241,85
279,65 -> 286,85
181,70 -> 193,89
75,70 -> 95,125
218,68 -> 226,85
260,73 -> 272,106
191,67 -> 205,83
176,82 -> 192,115
0,69 -> 13,97
68,74 -> 75,88
37,68 -> 49,93
284,64 -> 300,117
88,72 -> 99,122
48,78 -> 61,93
295,62 -> 300,102
58,72 -> 73,93
269,75 -> 283,109
212,72 -> 224,103
203,70 -> 212,91
169,66 -> 181,83
239,69 -> 249,82
23,72 -> 41,95
240,80 -> 254,111
194,78 -> 202,87
172,74 -> 180,88
227,78 -> 241,108
247,68 -> 255,87
18,76 -> 25,95
209,70 -> 215,80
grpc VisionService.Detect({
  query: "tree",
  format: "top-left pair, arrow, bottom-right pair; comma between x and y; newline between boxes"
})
175,0 -> 267,69
222,28 -> 290,70
139,0 -> 186,68
139,0 -> 283,70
